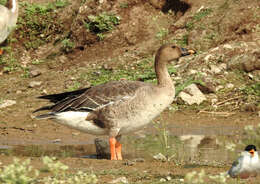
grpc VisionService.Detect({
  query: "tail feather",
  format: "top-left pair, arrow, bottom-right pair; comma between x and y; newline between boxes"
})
33,105 -> 53,113
37,87 -> 89,103
35,113 -> 56,119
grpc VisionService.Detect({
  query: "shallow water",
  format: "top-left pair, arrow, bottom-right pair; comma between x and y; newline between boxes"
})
0,124 -> 241,166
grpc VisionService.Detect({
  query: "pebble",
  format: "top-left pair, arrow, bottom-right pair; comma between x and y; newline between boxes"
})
29,70 -> 41,78
226,83 -> 234,89
0,100 -> 16,109
109,177 -> 128,184
52,139 -> 61,143
28,81 -> 42,88
153,153 -> 167,162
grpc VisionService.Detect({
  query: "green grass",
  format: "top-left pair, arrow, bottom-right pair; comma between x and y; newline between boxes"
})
0,157 -> 98,184
0,0 -> 6,5
0,46 -> 20,73
74,57 -> 178,87
172,34 -> 189,47
66,81 -> 82,91
84,12 -> 120,40
241,83 -> 260,96
60,39 -> 75,53
17,1 -> 69,50
186,8 -> 213,31
119,2 -> 129,8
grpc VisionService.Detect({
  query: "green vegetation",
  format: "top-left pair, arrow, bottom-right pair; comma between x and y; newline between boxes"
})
17,0 -> 69,50
0,157 -> 98,184
0,47 -> 19,73
0,158 -> 38,184
185,169 -> 230,183
156,28 -> 169,42
66,81 -> 81,91
241,83 -> 260,97
0,0 -> 7,5
243,124 -> 260,149
84,12 -> 120,40
172,34 -> 189,47
74,57 -> 177,87
186,8 -> 213,31
60,39 -> 75,53
119,2 -> 129,8
175,75 -> 204,96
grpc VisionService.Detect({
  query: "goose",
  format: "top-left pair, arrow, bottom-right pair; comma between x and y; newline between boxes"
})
0,0 -> 18,55
34,44 -> 196,160
228,145 -> 260,179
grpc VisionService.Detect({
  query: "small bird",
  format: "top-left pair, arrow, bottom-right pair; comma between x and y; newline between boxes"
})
0,0 -> 18,55
34,44 -> 196,160
228,144 -> 260,179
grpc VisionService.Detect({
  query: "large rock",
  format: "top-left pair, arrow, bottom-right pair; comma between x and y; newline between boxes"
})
178,84 -> 206,105
0,100 -> 16,109
228,53 -> 260,72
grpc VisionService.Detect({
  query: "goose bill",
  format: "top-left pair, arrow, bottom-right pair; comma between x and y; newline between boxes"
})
180,47 -> 196,56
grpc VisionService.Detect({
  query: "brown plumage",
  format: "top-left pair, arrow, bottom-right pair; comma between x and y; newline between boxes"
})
34,44 -> 196,160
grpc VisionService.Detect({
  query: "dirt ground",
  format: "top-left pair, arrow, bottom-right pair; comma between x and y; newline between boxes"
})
0,0 -> 260,183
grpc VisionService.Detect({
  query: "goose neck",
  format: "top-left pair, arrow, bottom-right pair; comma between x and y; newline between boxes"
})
154,57 -> 174,88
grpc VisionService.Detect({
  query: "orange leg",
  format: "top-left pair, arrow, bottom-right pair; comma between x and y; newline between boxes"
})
0,49 -> 3,55
109,137 -> 117,160
115,141 -> 122,160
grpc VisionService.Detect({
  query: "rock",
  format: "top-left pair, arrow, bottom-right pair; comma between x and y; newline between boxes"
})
0,100 -> 16,109
204,54 -> 215,62
149,0 -> 166,9
226,83 -> 234,89
178,84 -> 206,105
133,158 -> 145,162
28,81 -> 42,88
216,85 -> 224,91
124,160 -> 135,166
52,139 -> 61,143
219,63 -> 227,70
72,132 -> 80,136
223,44 -> 233,49
94,138 -> 110,159
109,177 -> 128,184
29,70 -> 41,78
16,90 -> 22,94
166,176 -> 172,181
242,103 -> 258,112
196,82 -> 216,94
210,65 -> 221,74
160,178 -> 167,182
228,53 -> 260,72
153,153 -> 167,162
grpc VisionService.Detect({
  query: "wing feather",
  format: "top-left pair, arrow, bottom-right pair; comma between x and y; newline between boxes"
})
228,155 -> 243,177
35,80 -> 148,113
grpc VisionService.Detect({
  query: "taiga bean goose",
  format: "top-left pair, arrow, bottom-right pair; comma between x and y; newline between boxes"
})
0,0 -> 18,55
228,145 -> 260,179
34,44 -> 196,160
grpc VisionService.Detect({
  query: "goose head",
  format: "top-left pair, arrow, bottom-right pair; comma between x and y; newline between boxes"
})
155,44 -> 195,64
155,44 -> 196,87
